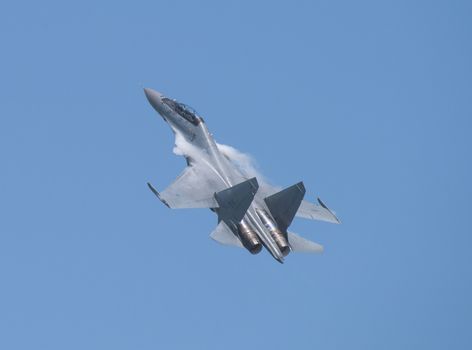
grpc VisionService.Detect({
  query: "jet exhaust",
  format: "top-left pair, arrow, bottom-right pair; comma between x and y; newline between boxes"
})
255,209 -> 290,256
237,219 -> 262,254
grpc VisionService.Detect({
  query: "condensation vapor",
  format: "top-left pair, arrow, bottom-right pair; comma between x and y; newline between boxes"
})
215,143 -> 282,197
170,129 -> 277,193
215,143 -> 265,181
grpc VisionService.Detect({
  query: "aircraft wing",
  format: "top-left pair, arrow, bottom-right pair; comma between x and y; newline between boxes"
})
296,198 -> 340,224
147,162 -> 227,209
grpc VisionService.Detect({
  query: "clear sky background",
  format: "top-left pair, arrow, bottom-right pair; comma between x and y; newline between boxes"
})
1,1 -> 471,349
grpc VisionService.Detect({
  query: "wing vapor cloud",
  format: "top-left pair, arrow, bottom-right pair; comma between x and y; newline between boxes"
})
170,129 -> 279,200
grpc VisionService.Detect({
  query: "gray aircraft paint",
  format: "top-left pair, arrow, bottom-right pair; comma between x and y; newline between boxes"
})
144,88 -> 339,263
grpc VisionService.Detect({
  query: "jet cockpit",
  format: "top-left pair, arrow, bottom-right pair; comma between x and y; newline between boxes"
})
162,97 -> 201,125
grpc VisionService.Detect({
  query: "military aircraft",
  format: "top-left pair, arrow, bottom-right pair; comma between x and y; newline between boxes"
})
144,88 -> 340,263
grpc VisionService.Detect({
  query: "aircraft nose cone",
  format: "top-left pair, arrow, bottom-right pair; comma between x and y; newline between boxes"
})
144,88 -> 164,111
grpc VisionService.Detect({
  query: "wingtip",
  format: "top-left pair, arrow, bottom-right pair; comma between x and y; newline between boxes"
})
317,197 -> 341,224
147,182 -> 170,208
147,182 -> 159,196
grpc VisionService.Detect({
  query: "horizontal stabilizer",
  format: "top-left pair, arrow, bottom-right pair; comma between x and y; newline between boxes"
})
288,232 -> 324,254
210,222 -> 243,248
214,177 -> 259,229
264,182 -> 306,232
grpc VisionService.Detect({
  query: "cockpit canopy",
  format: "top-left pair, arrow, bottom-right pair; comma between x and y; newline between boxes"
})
162,97 -> 201,125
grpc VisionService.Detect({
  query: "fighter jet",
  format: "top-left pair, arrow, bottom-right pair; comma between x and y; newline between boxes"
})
144,88 -> 340,263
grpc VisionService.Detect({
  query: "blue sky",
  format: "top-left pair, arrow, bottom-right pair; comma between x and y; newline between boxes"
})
1,1 -> 471,349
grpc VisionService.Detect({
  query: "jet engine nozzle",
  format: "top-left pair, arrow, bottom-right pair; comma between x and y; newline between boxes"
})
237,220 -> 262,255
256,209 -> 290,256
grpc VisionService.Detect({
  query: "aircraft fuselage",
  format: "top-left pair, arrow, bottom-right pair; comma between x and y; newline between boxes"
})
144,88 -> 286,262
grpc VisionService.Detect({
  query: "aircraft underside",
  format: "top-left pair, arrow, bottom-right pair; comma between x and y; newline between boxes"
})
143,87 -> 340,263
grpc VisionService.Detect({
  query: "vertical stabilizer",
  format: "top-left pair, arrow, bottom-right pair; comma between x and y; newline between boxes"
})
264,182 -> 306,232
214,177 -> 259,229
